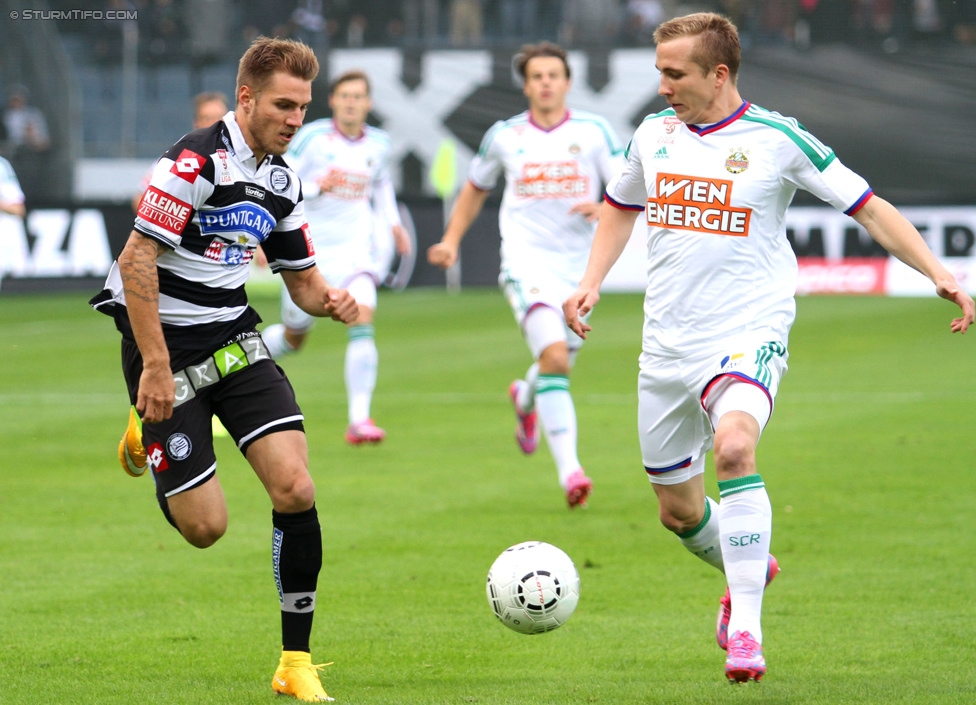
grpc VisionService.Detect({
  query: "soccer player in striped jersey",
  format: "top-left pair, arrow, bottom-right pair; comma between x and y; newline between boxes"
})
428,41 -> 626,509
263,70 -> 410,446
564,12 -> 974,684
91,37 -> 357,702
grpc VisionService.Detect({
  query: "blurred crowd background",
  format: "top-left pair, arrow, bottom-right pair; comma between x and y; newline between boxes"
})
1,0 -> 974,204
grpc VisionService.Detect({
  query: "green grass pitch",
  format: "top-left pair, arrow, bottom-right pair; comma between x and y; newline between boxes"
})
1,287 -> 974,704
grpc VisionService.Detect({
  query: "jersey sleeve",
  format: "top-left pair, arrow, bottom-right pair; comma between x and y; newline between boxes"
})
467,120 -> 506,191
605,128 -> 648,211
261,192 -> 316,273
593,116 -> 627,187
134,141 -> 215,248
778,126 -> 872,215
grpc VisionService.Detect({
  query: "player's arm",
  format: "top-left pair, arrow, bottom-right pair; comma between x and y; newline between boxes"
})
117,230 -> 174,423
563,201 -> 640,338
0,199 -> 25,217
426,181 -> 490,269
373,173 -> 411,255
280,266 -> 359,323
853,196 -> 974,333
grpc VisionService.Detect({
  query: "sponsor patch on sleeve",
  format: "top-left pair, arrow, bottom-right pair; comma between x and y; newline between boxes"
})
301,222 -> 315,255
138,186 -> 193,235
169,148 -> 206,183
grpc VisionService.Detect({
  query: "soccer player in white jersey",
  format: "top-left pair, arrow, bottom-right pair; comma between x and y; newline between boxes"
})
0,155 -> 26,217
263,70 -> 410,445
428,42 -> 626,509
564,12 -> 974,683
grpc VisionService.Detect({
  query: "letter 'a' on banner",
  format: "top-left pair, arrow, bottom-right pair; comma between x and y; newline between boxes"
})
429,138 -> 462,293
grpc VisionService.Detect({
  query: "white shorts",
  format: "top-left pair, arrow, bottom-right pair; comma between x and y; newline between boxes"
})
500,267 -> 586,359
281,270 -> 377,332
638,340 -> 788,486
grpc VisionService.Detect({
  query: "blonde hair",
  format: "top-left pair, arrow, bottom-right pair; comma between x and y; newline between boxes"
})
654,12 -> 740,80
236,36 -> 319,96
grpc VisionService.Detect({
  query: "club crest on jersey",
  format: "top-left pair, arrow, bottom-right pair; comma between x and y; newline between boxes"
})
170,149 -> 205,183
569,143 -> 581,155
199,202 -> 276,241
204,239 -> 253,267
269,167 -> 291,193
166,433 -> 193,461
725,148 -> 750,174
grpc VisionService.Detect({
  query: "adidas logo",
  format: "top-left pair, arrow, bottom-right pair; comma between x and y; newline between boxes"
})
653,147 -> 669,159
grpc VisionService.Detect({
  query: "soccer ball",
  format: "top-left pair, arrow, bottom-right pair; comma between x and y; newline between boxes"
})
485,541 -> 580,634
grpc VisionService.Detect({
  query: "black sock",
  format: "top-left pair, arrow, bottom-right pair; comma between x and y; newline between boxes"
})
272,505 -> 322,653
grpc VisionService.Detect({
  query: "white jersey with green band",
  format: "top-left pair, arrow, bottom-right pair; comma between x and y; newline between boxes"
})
469,109 -> 625,283
605,102 -> 873,357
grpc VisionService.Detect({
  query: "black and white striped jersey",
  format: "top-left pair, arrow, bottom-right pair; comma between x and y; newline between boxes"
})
91,111 -> 317,352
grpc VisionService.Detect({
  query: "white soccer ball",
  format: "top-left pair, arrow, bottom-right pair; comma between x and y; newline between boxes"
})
485,541 -> 580,634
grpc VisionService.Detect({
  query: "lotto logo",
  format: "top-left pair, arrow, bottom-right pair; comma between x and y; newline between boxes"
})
147,442 -> 169,473
170,149 -> 205,183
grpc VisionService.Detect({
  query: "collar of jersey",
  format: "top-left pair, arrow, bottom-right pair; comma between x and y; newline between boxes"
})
528,109 -> 571,133
688,101 -> 749,136
222,111 -> 272,168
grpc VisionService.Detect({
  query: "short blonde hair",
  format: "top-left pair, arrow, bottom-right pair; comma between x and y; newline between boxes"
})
654,12 -> 741,80
236,36 -> 319,97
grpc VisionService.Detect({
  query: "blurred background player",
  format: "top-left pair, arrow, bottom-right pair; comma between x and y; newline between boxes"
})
564,12 -> 974,683
262,69 -> 411,446
130,91 -> 229,213
120,90 -> 231,476
0,154 -> 26,217
93,36 -> 358,702
427,41 -> 625,509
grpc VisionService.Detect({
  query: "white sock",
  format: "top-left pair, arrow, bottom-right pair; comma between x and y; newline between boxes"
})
263,323 -> 295,359
516,362 -> 540,411
717,474 -> 772,643
678,496 -> 725,572
345,324 -> 377,425
534,374 -> 581,486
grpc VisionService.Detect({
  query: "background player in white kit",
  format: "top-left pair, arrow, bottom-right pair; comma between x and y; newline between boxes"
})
428,42 -> 625,509
263,70 -> 411,445
564,12 -> 974,683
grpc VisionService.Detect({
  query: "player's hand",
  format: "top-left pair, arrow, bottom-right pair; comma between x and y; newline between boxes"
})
935,277 -> 975,333
136,363 -> 175,424
563,287 -> 598,339
323,287 -> 359,323
392,224 -> 411,255
569,201 -> 602,223
427,241 -> 458,269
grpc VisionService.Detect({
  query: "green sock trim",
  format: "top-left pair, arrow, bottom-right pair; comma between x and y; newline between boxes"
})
535,373 -> 569,394
347,324 -> 375,341
718,473 -> 765,498
678,497 -> 712,539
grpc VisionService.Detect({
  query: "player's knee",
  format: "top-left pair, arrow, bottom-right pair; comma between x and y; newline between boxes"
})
271,471 -> 316,513
538,343 -> 571,375
180,518 -> 227,549
713,431 -> 756,479
657,502 -> 702,535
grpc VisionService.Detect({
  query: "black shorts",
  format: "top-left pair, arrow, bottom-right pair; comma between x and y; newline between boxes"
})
121,337 -> 304,501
